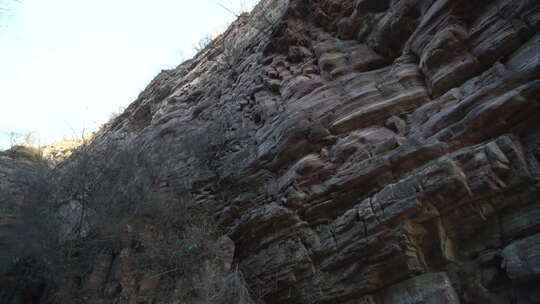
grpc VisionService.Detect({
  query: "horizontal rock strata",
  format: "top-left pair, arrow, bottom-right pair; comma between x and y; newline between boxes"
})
12,0 -> 539,303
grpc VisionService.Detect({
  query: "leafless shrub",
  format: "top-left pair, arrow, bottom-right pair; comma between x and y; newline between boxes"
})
194,34 -> 214,53
219,1 -> 278,37
1,138 -> 223,301
217,0 -> 251,17
7,131 -> 38,148
211,1 -> 278,79
209,35 -> 247,79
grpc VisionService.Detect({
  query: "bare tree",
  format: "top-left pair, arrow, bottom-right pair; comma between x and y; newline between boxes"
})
194,34 -> 214,53
217,0 -> 252,17
8,131 -> 20,147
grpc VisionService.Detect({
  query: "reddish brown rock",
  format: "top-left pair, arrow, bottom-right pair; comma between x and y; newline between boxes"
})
86,0 -> 540,302
4,0 -> 540,303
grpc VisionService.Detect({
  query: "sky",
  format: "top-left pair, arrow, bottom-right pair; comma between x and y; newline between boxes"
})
0,0 -> 258,149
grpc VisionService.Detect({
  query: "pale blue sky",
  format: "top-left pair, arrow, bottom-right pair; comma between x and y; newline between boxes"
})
0,0 -> 258,149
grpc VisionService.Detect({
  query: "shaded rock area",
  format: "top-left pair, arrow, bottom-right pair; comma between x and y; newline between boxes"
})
0,146 -> 47,213
0,148 -> 53,303
2,0 -> 540,303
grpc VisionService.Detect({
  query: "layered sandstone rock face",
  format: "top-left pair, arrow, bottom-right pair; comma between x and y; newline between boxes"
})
72,0 -> 540,303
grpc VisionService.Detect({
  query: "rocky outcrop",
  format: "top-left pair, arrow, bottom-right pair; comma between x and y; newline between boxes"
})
0,149 -> 52,304
40,139 -> 83,164
0,146 -> 46,210
88,0 -> 540,303
5,0 -> 540,303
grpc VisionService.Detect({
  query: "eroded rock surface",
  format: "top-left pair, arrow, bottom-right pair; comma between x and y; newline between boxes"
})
88,0 -> 540,303
5,0 -> 540,303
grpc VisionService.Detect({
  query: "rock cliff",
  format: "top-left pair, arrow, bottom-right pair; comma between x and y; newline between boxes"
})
4,0 -> 540,303
90,0 -> 540,303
